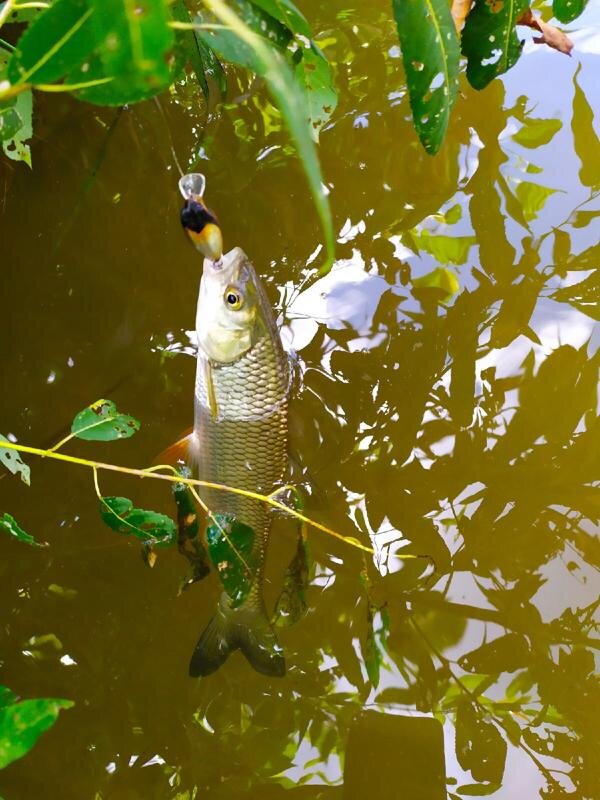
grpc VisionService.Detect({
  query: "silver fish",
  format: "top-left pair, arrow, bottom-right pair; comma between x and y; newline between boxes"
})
187,246 -> 290,677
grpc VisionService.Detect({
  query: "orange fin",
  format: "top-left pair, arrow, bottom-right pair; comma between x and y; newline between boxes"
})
155,427 -> 194,466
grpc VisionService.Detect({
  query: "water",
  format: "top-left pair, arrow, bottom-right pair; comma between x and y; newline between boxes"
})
1,1 -> 599,797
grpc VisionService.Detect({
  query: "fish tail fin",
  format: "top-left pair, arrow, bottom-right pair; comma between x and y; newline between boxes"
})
189,593 -> 286,678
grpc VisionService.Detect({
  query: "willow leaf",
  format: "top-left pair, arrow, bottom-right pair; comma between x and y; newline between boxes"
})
462,0 -> 529,90
392,0 -> 460,154
199,0 -> 334,267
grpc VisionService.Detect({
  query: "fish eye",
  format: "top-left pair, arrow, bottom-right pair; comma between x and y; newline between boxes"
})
224,287 -> 243,310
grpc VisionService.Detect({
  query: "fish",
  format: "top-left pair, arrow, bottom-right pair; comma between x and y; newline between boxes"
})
173,243 -> 291,677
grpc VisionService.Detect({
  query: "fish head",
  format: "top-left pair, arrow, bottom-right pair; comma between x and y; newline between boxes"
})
196,247 -> 270,364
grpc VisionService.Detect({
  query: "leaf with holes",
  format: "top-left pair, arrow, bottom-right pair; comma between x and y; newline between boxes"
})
7,0 -> 96,85
206,513 -> 259,607
100,496 -> 177,546
0,697 -> 73,769
70,399 -> 140,441
455,702 -> 507,784
0,513 -> 46,548
1,89 -> 32,166
462,0 -> 529,90
392,0 -> 460,154
0,435 -> 30,485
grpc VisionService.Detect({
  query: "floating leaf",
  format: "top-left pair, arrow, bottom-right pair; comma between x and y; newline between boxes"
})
70,398 -> 140,441
198,0 -> 334,267
413,266 -> 460,303
1,89 -> 32,166
392,0 -> 460,154
294,42 -> 337,141
512,117 -> 562,149
0,697 -> 73,769
414,230 -> 475,264
553,0 -> 588,23
514,180 -> 557,220
7,0 -> 96,85
0,435 -> 31,485
206,513 -> 259,608
462,0 -> 529,90
100,496 -> 177,546
0,513 -> 46,547
572,65 -> 600,190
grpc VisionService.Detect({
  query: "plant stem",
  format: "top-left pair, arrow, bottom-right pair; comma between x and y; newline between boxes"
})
0,439 -> 373,554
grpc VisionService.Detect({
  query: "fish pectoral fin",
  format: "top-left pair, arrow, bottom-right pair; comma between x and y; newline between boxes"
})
154,427 -> 194,466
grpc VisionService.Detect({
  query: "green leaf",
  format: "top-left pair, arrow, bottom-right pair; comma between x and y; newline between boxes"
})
413,266 -> 460,303
512,117 -> 562,149
294,42 -> 337,141
0,1 -> 48,23
551,271 -> 600,321
553,0 -> 588,23
249,0 -> 311,37
0,687 -> 17,711
233,0 -> 292,49
392,0 -> 460,154
72,0 -> 174,105
70,398 -> 140,441
572,65 -> 600,190
100,496 -> 177,546
198,1 -> 334,268
0,513 -> 46,547
462,0 -> 529,90
1,89 -> 32,166
206,513 -> 259,607
171,0 -> 209,97
514,180 -> 557,221
0,435 -> 31,485
444,203 -> 462,225
274,531 -> 310,626
7,0 -> 96,85
458,633 -> 530,674
414,230 -> 475,265
0,697 -> 73,769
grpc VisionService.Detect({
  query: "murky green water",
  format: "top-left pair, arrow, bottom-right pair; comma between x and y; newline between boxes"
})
1,1 -> 599,798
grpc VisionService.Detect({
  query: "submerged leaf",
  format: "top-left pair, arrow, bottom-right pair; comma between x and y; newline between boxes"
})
572,65 -> 600,190
392,0 -> 460,154
100,496 -> 177,547
0,687 -> 17,711
206,513 -> 259,608
71,398 -> 140,441
0,435 -> 30,485
274,529 -> 311,626
412,267 -> 460,303
0,513 -> 46,547
0,697 -> 73,769
462,0 -> 529,90
294,42 -> 337,141
512,116 -> 562,148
